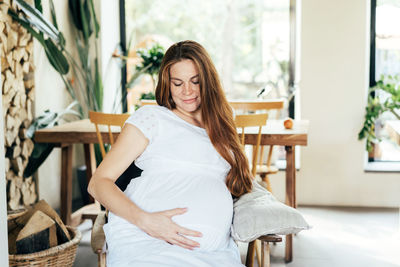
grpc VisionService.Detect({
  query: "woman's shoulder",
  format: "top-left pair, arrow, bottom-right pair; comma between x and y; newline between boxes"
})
131,105 -> 172,123
135,104 -> 168,114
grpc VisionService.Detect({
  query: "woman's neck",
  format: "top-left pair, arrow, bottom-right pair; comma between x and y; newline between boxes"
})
174,107 -> 203,128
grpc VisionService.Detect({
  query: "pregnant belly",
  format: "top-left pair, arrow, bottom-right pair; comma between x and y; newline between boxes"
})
130,175 -> 234,251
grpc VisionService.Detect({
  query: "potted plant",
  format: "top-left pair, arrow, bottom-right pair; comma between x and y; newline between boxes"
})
358,74 -> 400,155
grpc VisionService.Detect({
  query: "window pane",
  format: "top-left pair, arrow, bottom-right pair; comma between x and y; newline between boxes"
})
373,0 -> 400,162
125,0 -> 290,112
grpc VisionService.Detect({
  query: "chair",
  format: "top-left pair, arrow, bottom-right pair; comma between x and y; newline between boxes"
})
88,111 -> 130,267
234,112 -> 282,267
230,100 -> 284,193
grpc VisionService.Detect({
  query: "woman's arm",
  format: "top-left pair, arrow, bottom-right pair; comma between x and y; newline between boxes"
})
87,123 -> 148,224
87,124 -> 202,249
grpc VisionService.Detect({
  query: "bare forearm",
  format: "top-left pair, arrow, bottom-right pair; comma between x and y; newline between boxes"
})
88,177 -> 145,226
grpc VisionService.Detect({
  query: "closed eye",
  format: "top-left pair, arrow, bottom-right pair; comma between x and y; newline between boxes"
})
173,82 -> 183,86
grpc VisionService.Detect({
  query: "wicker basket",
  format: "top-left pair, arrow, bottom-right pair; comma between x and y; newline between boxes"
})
8,212 -> 82,267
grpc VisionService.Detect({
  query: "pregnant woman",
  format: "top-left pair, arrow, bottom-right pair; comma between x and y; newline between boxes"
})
88,40 -> 253,266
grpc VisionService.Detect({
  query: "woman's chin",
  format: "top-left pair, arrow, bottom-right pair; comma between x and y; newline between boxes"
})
179,103 -> 201,113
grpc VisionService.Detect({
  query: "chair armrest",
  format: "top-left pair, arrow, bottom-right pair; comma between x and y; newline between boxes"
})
91,211 -> 107,254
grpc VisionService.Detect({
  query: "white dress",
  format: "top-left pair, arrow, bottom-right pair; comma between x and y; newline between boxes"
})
103,105 -> 244,267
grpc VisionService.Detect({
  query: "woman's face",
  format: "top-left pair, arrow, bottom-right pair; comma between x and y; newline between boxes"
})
169,59 -> 201,113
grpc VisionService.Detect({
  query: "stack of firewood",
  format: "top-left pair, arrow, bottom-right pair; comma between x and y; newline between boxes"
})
8,200 -> 71,254
1,0 -> 36,210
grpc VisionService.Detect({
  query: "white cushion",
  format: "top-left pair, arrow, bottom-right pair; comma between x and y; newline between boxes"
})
231,181 -> 310,242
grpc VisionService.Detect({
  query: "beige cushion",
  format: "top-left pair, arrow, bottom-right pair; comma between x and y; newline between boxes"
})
231,181 -> 310,242
91,211 -> 107,253
256,164 -> 279,174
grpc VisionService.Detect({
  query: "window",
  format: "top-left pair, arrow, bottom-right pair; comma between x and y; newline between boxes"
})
120,0 -> 298,165
369,0 -> 400,162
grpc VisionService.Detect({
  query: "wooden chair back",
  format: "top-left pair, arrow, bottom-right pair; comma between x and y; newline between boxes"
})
229,99 -> 284,111
229,100 -> 284,168
89,111 -> 130,157
140,99 -> 157,106
234,113 -> 268,176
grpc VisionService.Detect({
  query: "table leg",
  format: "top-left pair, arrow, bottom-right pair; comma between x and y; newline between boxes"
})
285,145 -> 296,262
83,143 -> 96,203
60,144 -> 73,225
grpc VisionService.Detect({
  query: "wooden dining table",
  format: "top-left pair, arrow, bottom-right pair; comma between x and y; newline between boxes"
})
34,118 -> 308,262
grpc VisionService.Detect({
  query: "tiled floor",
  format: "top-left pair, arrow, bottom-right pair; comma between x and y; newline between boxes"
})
73,206 -> 400,267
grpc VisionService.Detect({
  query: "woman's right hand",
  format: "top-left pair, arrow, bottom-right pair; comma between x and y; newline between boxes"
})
136,208 -> 203,250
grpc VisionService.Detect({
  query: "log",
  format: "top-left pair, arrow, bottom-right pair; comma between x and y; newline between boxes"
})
6,51 -> 15,72
21,178 -> 36,206
25,138 -> 34,155
7,28 -> 18,53
0,73 -> 4,90
13,47 -> 25,63
27,98 -> 32,121
21,139 -> 33,159
14,176 -> 23,189
26,40 -> 33,55
27,87 -> 35,100
21,119 -> 31,128
15,61 -> 23,82
16,210 -> 57,254
12,92 -> 21,108
5,130 -> 16,147
8,106 -> 19,116
16,200 -> 71,243
0,33 -> 7,56
6,144 -> 21,159
15,135 -> 20,146
19,31 -> 30,47
22,61 -> 30,74
1,56 -> 8,72
5,158 -> 10,173
20,93 -> 27,109
11,157 -> 23,176
6,170 -> 15,181
6,114 -> 15,129
6,113 -> 22,132
19,127 -> 28,139
4,69 -> 14,94
24,78 -> 34,89
0,4 -> 8,23
8,178 -> 21,210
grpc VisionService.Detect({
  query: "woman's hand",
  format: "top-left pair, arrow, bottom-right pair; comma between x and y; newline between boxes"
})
137,208 -> 203,250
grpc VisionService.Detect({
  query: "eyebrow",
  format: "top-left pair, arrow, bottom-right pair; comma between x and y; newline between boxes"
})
170,74 -> 199,81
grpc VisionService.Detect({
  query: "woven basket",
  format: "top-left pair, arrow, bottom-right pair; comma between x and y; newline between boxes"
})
8,211 -> 82,267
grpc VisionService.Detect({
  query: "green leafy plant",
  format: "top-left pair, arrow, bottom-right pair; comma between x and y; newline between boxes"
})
9,0 -> 102,116
358,75 -> 400,152
136,43 -> 164,89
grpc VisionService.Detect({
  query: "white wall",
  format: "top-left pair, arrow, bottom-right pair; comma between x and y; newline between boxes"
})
34,1 -> 84,209
268,0 -> 400,208
100,1 -> 121,113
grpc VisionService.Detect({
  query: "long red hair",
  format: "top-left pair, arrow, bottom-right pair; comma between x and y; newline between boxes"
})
155,40 -> 253,197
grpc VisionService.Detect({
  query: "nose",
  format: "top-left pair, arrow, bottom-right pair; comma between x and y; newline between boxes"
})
182,82 -> 193,96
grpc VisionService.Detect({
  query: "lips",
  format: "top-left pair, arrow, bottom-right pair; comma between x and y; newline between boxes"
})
182,97 -> 197,104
